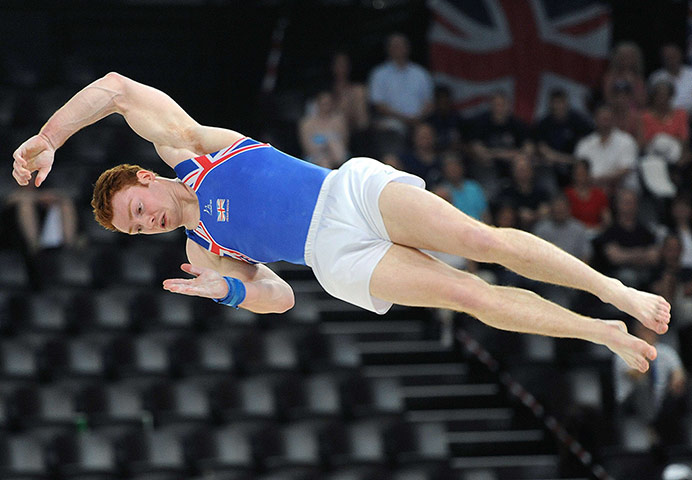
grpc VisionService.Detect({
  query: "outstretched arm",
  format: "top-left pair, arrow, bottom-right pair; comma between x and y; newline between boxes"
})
162,239 -> 295,314
13,72 -> 244,186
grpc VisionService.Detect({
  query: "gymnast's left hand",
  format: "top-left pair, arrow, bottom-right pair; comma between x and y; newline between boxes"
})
163,263 -> 229,299
13,134 -> 55,187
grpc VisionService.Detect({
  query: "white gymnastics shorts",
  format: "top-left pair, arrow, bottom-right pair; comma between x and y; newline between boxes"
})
303,157 -> 425,314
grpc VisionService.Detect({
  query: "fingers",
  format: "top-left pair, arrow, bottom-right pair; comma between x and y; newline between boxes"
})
162,278 -> 199,296
180,263 -> 204,277
35,166 -> 51,188
12,155 -> 31,186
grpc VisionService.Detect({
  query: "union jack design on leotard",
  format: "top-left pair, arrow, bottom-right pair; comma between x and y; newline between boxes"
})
193,221 -> 260,264
180,137 -> 269,191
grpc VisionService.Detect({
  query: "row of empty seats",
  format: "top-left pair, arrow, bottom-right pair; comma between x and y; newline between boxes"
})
0,328 -> 360,380
0,420 -> 450,480
0,374 -> 404,432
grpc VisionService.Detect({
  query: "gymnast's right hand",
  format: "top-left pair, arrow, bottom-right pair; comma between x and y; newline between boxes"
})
13,134 -> 55,187
162,263 -> 230,300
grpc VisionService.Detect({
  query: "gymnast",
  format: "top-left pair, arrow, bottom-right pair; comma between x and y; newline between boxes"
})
12,73 -> 670,373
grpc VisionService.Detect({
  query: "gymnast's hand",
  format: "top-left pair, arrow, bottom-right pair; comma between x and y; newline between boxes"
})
13,134 -> 55,187
162,263 -> 230,299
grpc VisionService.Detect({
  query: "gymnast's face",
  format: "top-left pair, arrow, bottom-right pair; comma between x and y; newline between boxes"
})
110,171 -> 180,235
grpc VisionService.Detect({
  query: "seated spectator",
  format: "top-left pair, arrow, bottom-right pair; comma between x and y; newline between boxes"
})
532,194 -> 592,307
602,41 -> 647,109
534,88 -> 592,168
400,122 -> 442,185
368,33 -> 434,134
574,104 -> 639,193
5,183 -> 78,255
564,160 -> 611,232
299,91 -> 348,168
591,189 -> 660,288
614,321 -> 688,446
534,194 -> 592,263
649,43 -> 692,116
330,52 -> 369,132
495,154 -> 550,231
670,193 -> 692,269
609,79 -> 641,138
432,152 -> 488,222
426,85 -> 463,151
650,234 -> 692,309
381,152 -> 405,170
468,91 -> 533,169
4,182 -> 79,289
638,78 -> 689,158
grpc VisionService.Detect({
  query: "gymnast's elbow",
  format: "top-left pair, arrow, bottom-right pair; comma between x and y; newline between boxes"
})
275,288 -> 296,314
246,284 -> 295,314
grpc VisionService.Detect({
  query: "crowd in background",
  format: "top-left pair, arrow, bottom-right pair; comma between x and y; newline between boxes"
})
296,33 -> 692,448
3,28 -> 692,459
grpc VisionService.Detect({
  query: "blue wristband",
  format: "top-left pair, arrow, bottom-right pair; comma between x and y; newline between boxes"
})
213,276 -> 246,308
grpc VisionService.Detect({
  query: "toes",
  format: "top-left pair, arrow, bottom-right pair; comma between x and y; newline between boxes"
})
647,346 -> 658,361
638,360 -> 650,373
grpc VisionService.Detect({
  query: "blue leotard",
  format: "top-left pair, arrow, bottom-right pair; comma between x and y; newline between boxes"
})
174,137 -> 330,265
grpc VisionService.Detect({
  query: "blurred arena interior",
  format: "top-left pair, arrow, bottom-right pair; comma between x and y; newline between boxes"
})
1,0 -> 692,479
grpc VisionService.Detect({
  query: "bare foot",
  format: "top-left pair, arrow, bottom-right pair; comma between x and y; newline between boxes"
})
603,320 -> 657,372
603,281 -> 671,334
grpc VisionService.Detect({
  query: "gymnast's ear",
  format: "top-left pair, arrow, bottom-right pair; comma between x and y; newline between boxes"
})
136,169 -> 155,185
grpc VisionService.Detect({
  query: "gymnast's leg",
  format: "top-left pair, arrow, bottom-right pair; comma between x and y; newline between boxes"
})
378,182 -> 670,334
369,244 -> 657,372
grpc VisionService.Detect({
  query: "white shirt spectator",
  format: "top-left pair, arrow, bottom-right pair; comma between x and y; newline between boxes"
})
369,61 -> 434,118
650,66 -> 692,113
575,128 -> 638,188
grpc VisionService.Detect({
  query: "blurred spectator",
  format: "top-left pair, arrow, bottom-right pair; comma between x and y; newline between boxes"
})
670,193 -> 692,269
608,79 -> 641,138
649,43 -> 692,115
533,194 -> 592,307
638,78 -> 689,159
602,41 -> 647,108
650,235 -> 692,309
534,194 -> 592,262
591,189 -> 659,288
432,152 -> 488,222
533,88 -> 592,169
468,91 -> 533,170
330,52 -> 369,132
564,160 -> 611,232
5,183 -> 78,255
368,33 -> 434,134
299,91 -> 348,168
574,104 -> 639,193
651,235 -> 692,371
614,321 -> 688,446
400,122 -> 442,185
381,151 -> 405,170
425,85 -> 463,151
4,182 -> 79,289
495,154 -> 550,231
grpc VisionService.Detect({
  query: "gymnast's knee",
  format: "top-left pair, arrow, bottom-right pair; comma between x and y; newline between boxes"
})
445,275 -> 494,314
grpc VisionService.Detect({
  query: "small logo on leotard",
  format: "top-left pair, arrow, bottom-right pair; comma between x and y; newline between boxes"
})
204,199 -> 213,216
216,199 -> 230,222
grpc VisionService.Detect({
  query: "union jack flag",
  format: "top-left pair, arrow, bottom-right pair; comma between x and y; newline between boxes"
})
428,0 -> 611,122
216,199 -> 229,222
180,137 -> 269,192
193,222 -> 259,264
